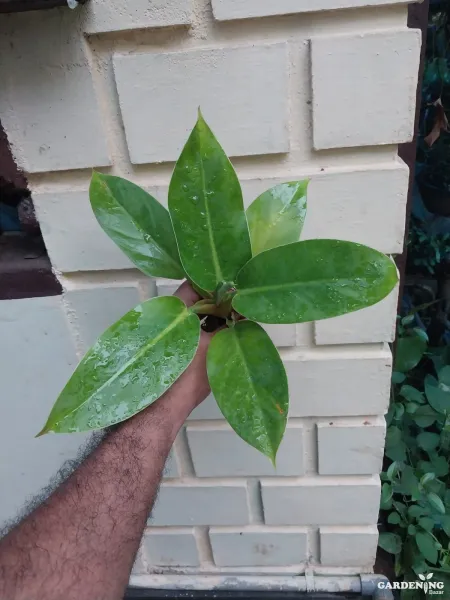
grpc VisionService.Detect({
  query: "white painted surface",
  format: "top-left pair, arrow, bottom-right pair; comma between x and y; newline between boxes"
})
143,528 -> 199,567
186,423 -> 304,477
0,11 -> 110,173
317,419 -> 386,475
150,483 -> 249,526
261,477 -> 381,525
285,346 -> 392,417
210,527 -> 308,567
33,191 -> 134,273
320,526 -> 379,567
64,283 -> 142,349
81,0 -> 191,33
212,0 -> 413,21
315,287 -> 399,345
113,44 -> 289,163
0,297 -> 88,524
312,30 -> 421,149
0,0 -> 420,574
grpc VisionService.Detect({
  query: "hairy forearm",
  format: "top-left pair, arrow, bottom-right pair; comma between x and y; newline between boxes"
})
0,388 -> 191,600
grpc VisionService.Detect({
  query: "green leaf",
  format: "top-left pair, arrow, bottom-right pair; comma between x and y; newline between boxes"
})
418,432 -> 441,452
388,512 -> 402,525
418,517 -> 435,532
233,240 -> 398,324
400,466 -> 421,499
381,483 -> 394,510
90,172 -> 184,279
420,473 -> 436,487
400,385 -> 425,404
413,405 -> 440,428
395,336 -> 427,373
415,531 -> 438,564
246,181 -> 309,256
38,297 -> 200,434
408,524 -> 417,535
432,455 -> 449,477
379,532 -> 403,555
392,371 -> 406,384
428,492 -> 446,515
426,374 -> 450,415
408,505 -> 425,519
385,426 -> 407,462
168,111 -> 251,291
206,321 -> 288,463
439,365 -> 450,387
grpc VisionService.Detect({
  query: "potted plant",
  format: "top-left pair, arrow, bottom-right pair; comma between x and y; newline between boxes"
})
37,112 -> 398,462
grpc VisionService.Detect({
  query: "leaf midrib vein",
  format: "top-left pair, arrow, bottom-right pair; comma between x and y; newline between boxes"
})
55,308 -> 191,426
198,144 -> 223,283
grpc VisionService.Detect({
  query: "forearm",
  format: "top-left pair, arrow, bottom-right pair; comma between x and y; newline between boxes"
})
0,388 -> 191,600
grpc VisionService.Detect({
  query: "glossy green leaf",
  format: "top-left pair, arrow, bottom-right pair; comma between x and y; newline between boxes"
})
206,320 -> 288,463
412,405 -> 440,428
168,111 -> 251,291
400,385 -> 425,404
90,172 -> 184,279
428,492 -> 446,515
388,512 -> 402,525
395,336 -> 427,373
38,297 -> 200,434
392,371 -> 406,384
246,181 -> 309,256
233,240 -> 398,324
381,483 -> 394,510
425,374 -> 450,415
415,531 -> 438,564
386,426 -> 407,462
379,532 -> 403,555
418,432 -> 441,452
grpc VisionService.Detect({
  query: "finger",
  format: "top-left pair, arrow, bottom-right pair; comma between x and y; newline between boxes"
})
174,280 -> 201,307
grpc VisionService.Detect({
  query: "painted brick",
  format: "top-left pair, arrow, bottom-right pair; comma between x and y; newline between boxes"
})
210,527 -> 308,567
284,346 -> 392,417
186,423 -> 304,477
164,451 -> 179,479
33,191 -> 133,273
320,526 -> 379,567
317,418 -> 386,475
261,477 -> 380,526
64,284 -> 142,349
113,44 -> 289,164
150,483 -> 249,526
82,0 -> 191,34
212,0 -> 412,21
142,528 -> 199,567
315,286 -> 399,345
0,11 -> 109,173
0,297 -> 89,523
312,30 -> 421,149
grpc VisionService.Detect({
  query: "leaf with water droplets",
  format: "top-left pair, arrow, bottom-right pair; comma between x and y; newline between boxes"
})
207,320 -> 288,463
90,172 -> 185,279
37,296 -> 200,435
232,240 -> 398,324
247,180 -> 309,255
168,111 -> 252,291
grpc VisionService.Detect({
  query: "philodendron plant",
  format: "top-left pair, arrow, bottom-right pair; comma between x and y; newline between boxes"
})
38,111 -> 398,463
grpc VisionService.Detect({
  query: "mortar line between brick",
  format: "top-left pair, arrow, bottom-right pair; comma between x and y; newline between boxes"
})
194,527 -> 215,567
247,479 -> 265,525
174,427 -> 196,478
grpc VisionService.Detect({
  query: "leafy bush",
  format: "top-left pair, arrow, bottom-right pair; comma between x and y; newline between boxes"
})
38,112 -> 398,462
380,316 -> 450,593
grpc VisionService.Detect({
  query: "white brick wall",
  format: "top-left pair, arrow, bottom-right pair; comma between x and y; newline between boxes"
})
0,0 -> 420,578
212,0 -> 413,21
113,44 -> 289,164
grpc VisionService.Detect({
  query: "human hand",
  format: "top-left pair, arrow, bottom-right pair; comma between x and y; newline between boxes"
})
170,281 -> 218,411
